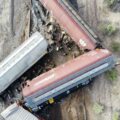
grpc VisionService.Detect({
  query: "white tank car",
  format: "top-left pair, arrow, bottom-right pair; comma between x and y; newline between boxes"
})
0,103 -> 39,120
0,32 -> 48,94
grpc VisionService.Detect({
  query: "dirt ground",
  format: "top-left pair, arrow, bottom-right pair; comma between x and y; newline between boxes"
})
0,0 -> 120,120
0,0 -> 31,61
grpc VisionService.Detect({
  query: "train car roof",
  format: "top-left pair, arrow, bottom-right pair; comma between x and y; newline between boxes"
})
40,0 -> 96,50
0,103 -> 39,120
23,49 -> 112,97
0,32 -> 47,78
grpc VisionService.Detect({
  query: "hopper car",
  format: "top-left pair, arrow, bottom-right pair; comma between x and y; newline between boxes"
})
0,103 -> 42,120
22,49 -> 115,111
0,32 -> 48,94
39,0 -> 99,50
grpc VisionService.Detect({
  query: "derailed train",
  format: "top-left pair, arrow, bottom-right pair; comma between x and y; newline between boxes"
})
0,0 -> 116,114
39,0 -> 100,50
0,32 -> 48,94
22,49 -> 115,111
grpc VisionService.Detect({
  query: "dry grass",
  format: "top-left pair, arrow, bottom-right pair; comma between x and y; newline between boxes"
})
104,0 -> 117,8
99,23 -> 117,36
112,112 -> 119,120
111,42 -> 120,52
93,103 -> 104,114
106,68 -> 118,81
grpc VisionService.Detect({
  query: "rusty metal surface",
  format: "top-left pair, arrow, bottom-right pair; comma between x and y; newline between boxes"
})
39,0 -> 96,50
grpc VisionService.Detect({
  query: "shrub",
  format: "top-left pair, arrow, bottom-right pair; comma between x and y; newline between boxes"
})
93,103 -> 104,114
99,23 -> 117,36
105,0 -> 117,8
106,69 -> 118,81
111,42 -> 120,52
112,112 -> 119,120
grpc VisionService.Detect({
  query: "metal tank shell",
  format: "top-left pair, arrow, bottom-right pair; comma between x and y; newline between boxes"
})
39,0 -> 96,50
22,49 -> 115,110
0,103 -> 39,120
0,32 -> 48,93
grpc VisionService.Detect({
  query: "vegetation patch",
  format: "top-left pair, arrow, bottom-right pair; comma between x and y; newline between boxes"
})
112,112 -> 119,120
106,68 -> 118,81
104,0 -> 117,8
99,23 -> 117,36
111,42 -> 120,52
93,103 -> 104,114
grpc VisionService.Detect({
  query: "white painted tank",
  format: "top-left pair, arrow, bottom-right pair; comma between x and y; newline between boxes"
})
0,32 -> 48,93
0,103 -> 39,120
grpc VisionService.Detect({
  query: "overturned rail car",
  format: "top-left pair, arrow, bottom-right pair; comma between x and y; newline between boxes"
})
0,103 -> 41,120
0,32 -> 48,94
39,0 -> 98,50
22,49 -> 115,111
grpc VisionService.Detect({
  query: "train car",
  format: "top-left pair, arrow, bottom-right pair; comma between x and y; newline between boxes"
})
39,0 -> 97,50
0,32 -> 48,94
59,0 -> 101,43
0,103 -> 40,120
22,49 -> 115,111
